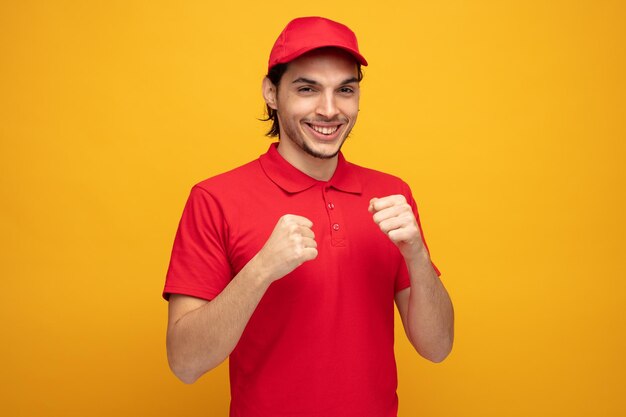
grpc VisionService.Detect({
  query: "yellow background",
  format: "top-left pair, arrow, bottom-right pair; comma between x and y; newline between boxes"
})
2,1 -> 624,416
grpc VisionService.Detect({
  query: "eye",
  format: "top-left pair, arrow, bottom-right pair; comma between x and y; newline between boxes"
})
297,86 -> 315,93
339,86 -> 355,94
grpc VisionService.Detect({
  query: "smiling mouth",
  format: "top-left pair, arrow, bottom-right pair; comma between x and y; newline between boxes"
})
306,123 -> 340,136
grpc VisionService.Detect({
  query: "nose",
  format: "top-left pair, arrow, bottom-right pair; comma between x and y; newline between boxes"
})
316,91 -> 339,120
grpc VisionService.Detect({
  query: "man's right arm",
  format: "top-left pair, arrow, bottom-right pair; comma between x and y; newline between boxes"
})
166,214 -> 317,384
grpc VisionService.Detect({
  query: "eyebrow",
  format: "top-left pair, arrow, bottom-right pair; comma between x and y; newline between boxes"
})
292,77 -> 360,85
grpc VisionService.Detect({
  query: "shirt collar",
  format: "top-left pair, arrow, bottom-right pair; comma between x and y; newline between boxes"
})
259,143 -> 362,194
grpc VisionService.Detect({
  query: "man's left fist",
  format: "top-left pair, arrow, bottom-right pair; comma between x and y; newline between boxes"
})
369,194 -> 425,261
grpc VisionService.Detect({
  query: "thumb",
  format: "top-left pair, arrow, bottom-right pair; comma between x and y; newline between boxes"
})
368,197 -> 379,213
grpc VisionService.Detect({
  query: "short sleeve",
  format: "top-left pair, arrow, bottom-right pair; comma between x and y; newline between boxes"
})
394,182 -> 441,293
163,185 -> 233,301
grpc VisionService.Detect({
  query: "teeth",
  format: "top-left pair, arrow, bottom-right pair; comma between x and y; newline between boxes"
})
310,125 -> 338,135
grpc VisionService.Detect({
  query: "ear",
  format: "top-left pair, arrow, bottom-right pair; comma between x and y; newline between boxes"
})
262,77 -> 278,110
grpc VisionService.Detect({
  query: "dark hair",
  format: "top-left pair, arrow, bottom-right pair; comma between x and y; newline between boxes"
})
261,62 -> 364,137
262,64 -> 289,137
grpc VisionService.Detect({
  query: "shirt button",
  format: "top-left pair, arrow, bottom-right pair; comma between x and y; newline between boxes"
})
332,223 -> 340,231
327,203 -> 335,210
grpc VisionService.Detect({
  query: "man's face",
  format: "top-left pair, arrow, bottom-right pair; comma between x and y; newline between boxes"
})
269,48 -> 360,160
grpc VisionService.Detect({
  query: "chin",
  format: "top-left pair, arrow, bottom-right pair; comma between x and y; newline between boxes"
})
303,141 -> 343,160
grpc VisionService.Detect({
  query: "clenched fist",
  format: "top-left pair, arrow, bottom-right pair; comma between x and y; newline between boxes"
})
254,214 -> 318,283
369,195 -> 426,262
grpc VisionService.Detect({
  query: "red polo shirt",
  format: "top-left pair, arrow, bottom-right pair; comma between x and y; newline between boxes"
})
164,143 -> 439,417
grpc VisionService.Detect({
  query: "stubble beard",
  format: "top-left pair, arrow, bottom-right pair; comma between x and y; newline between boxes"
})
301,138 -> 343,160
282,122 -> 354,160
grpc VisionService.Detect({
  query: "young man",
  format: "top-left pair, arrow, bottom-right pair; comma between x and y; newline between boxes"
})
164,16 -> 453,417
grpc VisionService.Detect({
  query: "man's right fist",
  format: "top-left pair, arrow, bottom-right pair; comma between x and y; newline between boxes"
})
254,214 -> 318,283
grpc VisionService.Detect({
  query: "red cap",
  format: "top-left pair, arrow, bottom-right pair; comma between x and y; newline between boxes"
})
268,16 -> 368,72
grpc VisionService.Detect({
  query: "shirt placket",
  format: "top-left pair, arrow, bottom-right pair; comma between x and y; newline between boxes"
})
322,185 -> 346,247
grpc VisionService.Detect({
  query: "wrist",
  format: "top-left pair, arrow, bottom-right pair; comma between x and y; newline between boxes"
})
405,247 -> 432,273
243,253 -> 274,289
403,241 -> 429,262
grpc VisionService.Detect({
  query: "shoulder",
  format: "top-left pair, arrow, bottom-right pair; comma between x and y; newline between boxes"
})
346,160 -> 412,193
193,159 -> 263,196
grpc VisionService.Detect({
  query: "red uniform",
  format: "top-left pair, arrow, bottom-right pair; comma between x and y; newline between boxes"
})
164,143 -> 438,417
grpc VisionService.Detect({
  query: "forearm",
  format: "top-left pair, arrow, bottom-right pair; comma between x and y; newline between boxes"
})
167,255 -> 271,383
405,251 -> 454,362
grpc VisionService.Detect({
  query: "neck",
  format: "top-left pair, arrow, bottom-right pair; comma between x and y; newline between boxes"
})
276,141 -> 338,181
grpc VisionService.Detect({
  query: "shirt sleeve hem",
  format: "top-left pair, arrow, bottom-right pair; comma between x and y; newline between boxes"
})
162,285 -> 217,302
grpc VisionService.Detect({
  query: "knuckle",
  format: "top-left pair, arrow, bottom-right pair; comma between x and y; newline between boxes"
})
290,233 -> 302,244
278,215 -> 289,226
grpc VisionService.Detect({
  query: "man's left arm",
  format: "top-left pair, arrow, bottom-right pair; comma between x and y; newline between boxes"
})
369,195 -> 454,363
